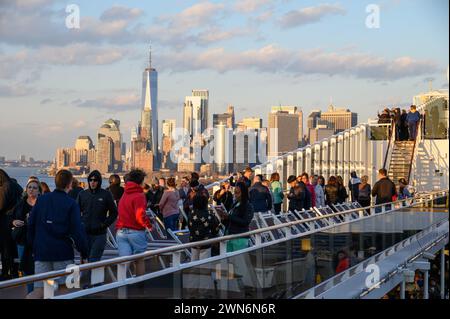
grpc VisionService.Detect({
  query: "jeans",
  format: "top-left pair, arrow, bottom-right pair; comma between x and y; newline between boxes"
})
17,245 -> 34,293
87,234 -> 107,262
408,122 -> 418,140
273,203 -> 282,214
164,214 -> 179,232
116,228 -> 148,257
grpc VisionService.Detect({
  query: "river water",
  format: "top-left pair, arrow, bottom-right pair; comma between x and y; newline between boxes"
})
1,167 -> 56,190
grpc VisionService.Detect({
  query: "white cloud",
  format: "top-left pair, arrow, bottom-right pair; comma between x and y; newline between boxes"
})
279,3 -> 346,29
71,94 -> 140,111
0,44 -> 128,78
100,5 -> 144,22
234,0 -> 272,13
157,45 -> 438,81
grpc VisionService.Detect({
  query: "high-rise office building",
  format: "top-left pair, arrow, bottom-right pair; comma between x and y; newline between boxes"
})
140,49 -> 159,168
213,105 -> 235,129
309,125 -> 334,144
97,119 -> 123,172
240,117 -> 262,129
183,89 -> 209,137
75,136 -> 94,151
271,106 -> 303,146
268,111 -> 299,158
161,119 -> 177,170
162,119 -> 176,138
321,104 -> 357,133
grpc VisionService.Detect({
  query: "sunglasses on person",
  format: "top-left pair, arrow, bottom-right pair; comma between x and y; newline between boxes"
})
89,179 -> 99,182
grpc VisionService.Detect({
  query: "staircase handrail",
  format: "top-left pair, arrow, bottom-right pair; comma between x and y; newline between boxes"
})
382,119 -> 395,170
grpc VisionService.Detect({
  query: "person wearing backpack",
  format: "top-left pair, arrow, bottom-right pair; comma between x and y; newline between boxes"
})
357,175 -> 371,209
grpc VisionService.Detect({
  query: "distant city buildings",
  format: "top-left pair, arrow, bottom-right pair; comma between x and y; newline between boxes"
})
49,48 -> 367,178
306,104 -> 357,144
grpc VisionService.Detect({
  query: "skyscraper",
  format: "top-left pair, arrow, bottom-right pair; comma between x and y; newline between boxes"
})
271,106 -> 303,146
140,48 -> 159,168
97,119 -> 123,172
241,117 -> 263,130
321,104 -> 357,133
268,111 -> 299,158
213,105 -> 235,129
75,136 -> 94,151
183,89 -> 209,137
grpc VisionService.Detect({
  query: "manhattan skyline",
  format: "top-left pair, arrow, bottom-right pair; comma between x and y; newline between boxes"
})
0,0 -> 448,160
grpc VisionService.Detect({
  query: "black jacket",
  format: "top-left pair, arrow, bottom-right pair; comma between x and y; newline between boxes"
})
107,184 -> 124,205
225,201 -> 254,235
213,189 -> 233,212
337,185 -> 348,204
76,170 -> 118,235
68,187 -> 83,200
324,184 -> 339,206
372,177 -> 397,205
10,198 -> 33,245
188,208 -> 220,249
287,182 -> 306,212
249,182 -> 272,213
0,170 -> 23,242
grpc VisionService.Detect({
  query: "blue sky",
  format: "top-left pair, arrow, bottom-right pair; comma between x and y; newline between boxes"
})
0,0 -> 448,160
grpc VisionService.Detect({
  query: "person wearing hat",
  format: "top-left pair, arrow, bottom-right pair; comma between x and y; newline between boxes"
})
397,178 -> 412,201
287,175 -> 306,212
10,176 -> 41,292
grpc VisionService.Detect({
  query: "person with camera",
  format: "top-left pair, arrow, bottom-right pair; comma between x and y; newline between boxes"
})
213,180 -> 233,212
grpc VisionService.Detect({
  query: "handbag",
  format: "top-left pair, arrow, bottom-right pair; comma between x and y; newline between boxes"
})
11,225 -> 26,243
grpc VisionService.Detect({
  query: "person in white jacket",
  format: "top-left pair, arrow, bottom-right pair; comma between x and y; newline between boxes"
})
311,175 -> 325,208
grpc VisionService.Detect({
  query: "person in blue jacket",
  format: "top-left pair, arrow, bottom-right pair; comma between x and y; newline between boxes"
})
406,105 -> 421,141
27,169 -> 88,298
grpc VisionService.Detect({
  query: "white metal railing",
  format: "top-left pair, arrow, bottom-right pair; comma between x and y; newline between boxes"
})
0,189 -> 447,299
295,214 -> 448,299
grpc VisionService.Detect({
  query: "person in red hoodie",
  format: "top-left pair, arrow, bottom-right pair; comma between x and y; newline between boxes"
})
301,173 -> 316,208
116,169 -> 152,275
335,250 -> 350,274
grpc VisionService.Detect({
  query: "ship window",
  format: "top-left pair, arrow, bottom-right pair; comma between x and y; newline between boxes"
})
423,98 -> 448,140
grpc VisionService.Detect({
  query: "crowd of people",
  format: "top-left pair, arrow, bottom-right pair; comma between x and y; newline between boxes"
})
0,163 -> 415,296
377,104 -> 422,141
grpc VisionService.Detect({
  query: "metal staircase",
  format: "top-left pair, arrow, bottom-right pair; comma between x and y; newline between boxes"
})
387,140 -> 416,184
